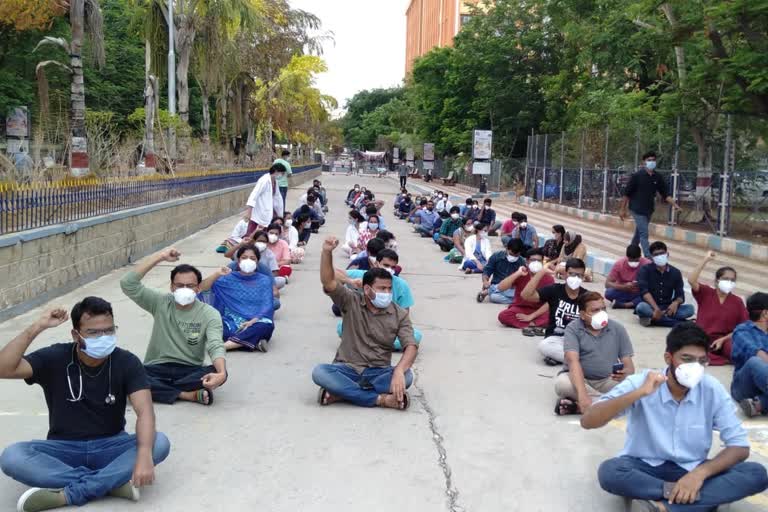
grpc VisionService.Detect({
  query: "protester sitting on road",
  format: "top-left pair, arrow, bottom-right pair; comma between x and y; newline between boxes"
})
554,291 -> 635,416
510,214 -> 539,252
281,211 -> 305,263
479,198 -> 502,235
345,184 -> 360,206
407,197 -> 425,223
414,200 -> 440,237
348,238 -> 386,272
497,249 -> 554,335
435,206 -> 463,252
240,230 -> 287,289
396,193 -> 413,219
445,217 -> 475,264
312,237 -> 418,410
688,251 -> 749,366
461,222 -> 492,274
207,245 -> 275,353
730,292 -> 768,418
120,249 -> 227,405
267,223 -> 292,278
636,241 -> 694,327
216,211 -> 249,254
459,197 -> 474,217
605,244 -> 650,309
0,301 -> 170,512
465,200 -> 482,223
582,322 -> 768,511
499,212 -> 518,246
477,239 -> 526,304
294,202 -> 321,234
341,210 -> 365,258
541,224 -> 565,261
365,203 -> 388,231
522,258 -> 588,365
375,229 -> 399,253
357,213 -> 380,254
313,179 -> 328,209
436,192 -> 452,214
393,188 -> 407,211
555,232 -> 593,281
295,213 -> 312,245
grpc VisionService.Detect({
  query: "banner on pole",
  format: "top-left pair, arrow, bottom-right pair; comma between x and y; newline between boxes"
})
473,130 -> 492,160
406,148 -> 414,162
423,143 -> 435,162
472,161 -> 491,175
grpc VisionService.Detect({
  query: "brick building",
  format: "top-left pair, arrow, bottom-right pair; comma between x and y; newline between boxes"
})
405,0 -> 482,75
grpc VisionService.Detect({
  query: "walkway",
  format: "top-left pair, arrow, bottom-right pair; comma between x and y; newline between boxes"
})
0,174 -> 765,511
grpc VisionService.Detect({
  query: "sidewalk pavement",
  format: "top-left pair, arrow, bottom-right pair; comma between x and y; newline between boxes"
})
0,174 -> 765,511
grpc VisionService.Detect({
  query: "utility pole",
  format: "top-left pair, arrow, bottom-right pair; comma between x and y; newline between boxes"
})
168,0 -> 177,161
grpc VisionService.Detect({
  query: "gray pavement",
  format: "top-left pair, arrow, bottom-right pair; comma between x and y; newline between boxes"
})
0,174 -> 766,511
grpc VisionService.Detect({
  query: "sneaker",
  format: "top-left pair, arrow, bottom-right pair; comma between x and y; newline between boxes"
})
16,488 -> 66,512
257,339 -> 269,353
638,317 -> 652,327
533,327 -> 546,336
522,327 -> 536,337
630,500 -> 663,512
543,357 -> 562,367
109,482 -> 140,501
739,397 -> 761,418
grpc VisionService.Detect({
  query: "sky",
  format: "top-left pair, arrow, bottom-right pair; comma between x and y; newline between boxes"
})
289,0 -> 410,116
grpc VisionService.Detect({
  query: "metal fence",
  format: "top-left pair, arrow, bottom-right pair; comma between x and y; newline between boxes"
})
0,165 -> 318,235
411,157 -> 526,192
524,116 -> 768,241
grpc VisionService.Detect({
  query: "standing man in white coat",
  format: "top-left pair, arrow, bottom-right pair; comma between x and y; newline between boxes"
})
246,163 -> 286,237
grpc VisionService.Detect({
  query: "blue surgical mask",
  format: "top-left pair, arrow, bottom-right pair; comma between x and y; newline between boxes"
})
646,160 -> 657,171
652,253 -> 668,266
368,223 -> 379,230
81,334 -> 117,359
372,292 -> 393,309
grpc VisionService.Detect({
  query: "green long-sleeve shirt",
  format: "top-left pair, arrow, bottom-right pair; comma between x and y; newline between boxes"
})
439,218 -> 463,238
120,271 -> 225,366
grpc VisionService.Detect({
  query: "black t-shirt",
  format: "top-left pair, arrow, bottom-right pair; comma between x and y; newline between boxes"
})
538,284 -> 588,337
24,343 -> 149,441
624,170 -> 668,216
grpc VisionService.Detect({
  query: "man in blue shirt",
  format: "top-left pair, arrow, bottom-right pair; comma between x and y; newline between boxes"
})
582,322 -> 768,512
479,198 -> 502,235
414,200 -> 439,237
510,214 -> 539,251
635,241 -> 694,327
730,292 -> 768,418
477,239 -> 525,304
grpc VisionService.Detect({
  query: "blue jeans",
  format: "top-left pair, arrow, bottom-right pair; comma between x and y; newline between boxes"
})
635,301 -> 694,327
312,364 -> 414,407
461,260 -> 484,273
731,356 -> 768,413
0,431 -> 170,506
598,456 -> 768,511
336,321 -> 422,350
605,288 -> 643,307
488,284 -> 515,304
631,211 -> 651,258
415,224 -> 433,237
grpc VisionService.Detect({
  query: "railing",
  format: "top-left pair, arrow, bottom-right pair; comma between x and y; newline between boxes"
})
0,164 -> 318,235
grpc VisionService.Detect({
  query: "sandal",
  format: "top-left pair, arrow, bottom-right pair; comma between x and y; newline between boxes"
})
533,327 -> 546,336
739,397 -> 760,418
543,356 -> 562,367
400,393 -> 411,411
196,388 -> 214,406
476,291 -> 487,303
522,326 -> 537,337
554,398 -> 578,416
317,387 -> 331,406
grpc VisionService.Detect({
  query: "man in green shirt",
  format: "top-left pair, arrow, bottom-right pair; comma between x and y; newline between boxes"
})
435,205 -> 463,252
120,248 -> 227,406
274,150 -> 292,210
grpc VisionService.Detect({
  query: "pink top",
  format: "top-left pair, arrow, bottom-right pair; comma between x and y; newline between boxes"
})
693,284 -> 749,341
501,219 -> 516,235
608,256 -> 651,284
268,239 -> 291,265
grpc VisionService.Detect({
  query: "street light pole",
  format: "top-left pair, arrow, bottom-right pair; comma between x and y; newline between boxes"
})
167,0 -> 176,161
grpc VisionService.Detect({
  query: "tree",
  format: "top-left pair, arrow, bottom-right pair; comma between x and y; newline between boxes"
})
0,0 -> 68,31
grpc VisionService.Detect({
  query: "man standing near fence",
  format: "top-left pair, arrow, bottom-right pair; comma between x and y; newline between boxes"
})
274,149 -> 292,210
619,151 -> 680,258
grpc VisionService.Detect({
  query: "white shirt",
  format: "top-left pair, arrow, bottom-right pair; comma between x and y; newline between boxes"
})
228,219 -> 248,244
283,225 -> 299,249
463,235 -> 492,263
246,173 -> 282,226
436,198 -> 453,212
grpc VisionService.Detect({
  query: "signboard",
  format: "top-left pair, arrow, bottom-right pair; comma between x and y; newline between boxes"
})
406,148 -> 414,162
473,130 -> 493,160
393,147 -> 400,159
472,161 -> 491,175
423,143 -> 435,162
423,161 -> 434,170
6,139 -> 29,154
6,107 -> 29,138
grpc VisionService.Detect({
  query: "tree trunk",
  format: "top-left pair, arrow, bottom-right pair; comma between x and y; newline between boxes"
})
69,0 -> 88,176
200,83 -> 210,161
143,40 -> 156,173
174,17 -> 194,124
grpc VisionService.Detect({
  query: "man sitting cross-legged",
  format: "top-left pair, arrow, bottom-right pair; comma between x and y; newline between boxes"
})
582,322 -> 768,512
0,299 -> 170,512
605,244 -> 650,309
312,237 -> 418,410
497,248 -> 555,336
476,238 -> 525,304
554,291 -> 635,416
120,248 -> 227,406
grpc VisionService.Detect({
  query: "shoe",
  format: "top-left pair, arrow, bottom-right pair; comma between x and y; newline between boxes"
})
109,482 -> 140,501
543,357 -> 562,367
533,327 -> 546,336
630,500 -> 663,512
257,339 -> 269,353
522,327 -> 536,337
476,292 -> 486,303
739,397 -> 760,418
215,245 -> 227,254
638,317 -> 652,327
16,488 -> 66,512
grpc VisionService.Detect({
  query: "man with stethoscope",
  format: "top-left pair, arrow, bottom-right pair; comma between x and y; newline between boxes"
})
0,297 -> 170,512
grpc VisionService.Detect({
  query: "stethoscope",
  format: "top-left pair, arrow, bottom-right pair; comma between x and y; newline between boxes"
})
66,345 -> 116,405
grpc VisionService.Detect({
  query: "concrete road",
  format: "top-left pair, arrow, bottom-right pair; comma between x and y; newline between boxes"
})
0,174 -> 766,512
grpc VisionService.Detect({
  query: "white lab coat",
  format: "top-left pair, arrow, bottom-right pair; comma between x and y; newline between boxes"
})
463,235 -> 492,264
246,173 -> 282,226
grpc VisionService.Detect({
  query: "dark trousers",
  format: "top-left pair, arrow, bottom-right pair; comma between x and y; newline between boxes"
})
144,362 -> 216,404
279,186 -> 288,207
436,237 -> 454,252
399,176 -> 407,188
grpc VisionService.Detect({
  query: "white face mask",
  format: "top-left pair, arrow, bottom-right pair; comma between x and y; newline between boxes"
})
285,219 -> 293,226
255,242 -> 268,252
173,287 -> 197,306
528,260 -> 543,274
81,334 -> 117,359
369,256 -> 377,265
479,231 -> 488,239
506,254 -> 519,263
566,275 -> 583,290
645,160 -> 657,171
590,310 -> 609,330
371,292 -> 393,309
384,267 -> 395,275
520,222 -> 528,229
239,259 -> 258,273
652,253 -> 668,267
675,362 -> 705,389
267,234 -> 279,244
717,279 -> 736,294
627,261 -> 640,268
451,213 -> 460,220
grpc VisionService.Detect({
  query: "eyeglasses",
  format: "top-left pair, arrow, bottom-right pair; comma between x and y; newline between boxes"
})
80,326 -> 118,337
173,283 -> 198,289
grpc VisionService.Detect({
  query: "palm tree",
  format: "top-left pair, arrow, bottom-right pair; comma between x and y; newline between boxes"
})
35,0 -> 105,176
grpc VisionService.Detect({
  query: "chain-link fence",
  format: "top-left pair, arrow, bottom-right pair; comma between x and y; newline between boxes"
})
524,115 -> 768,241
410,156 -> 525,193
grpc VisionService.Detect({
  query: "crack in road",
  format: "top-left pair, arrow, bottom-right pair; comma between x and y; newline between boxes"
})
413,369 -> 466,512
